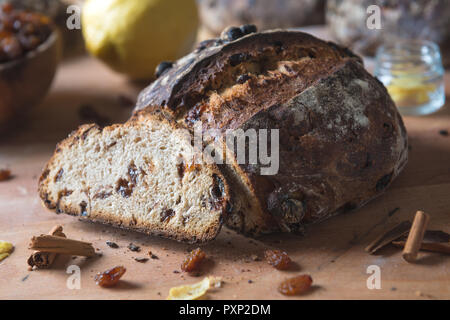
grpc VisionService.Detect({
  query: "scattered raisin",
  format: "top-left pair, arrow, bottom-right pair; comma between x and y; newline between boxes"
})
0,169 -> 11,181
264,249 -> 292,270
278,275 -> 313,296
128,243 -> 140,252
134,257 -> 148,263
94,266 -> 126,287
106,241 -> 119,249
181,248 -> 206,273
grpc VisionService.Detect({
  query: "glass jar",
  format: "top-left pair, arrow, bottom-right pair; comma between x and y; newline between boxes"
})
374,40 -> 445,116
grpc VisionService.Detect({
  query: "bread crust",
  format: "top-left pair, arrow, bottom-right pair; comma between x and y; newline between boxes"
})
136,30 -> 361,113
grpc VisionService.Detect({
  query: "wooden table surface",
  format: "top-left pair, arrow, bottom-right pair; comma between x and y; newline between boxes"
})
1,36 -> 449,300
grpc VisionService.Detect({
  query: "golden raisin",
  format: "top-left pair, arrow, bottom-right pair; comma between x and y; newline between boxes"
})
94,266 -> 126,287
264,249 -> 291,270
181,248 -> 206,272
278,275 -> 313,296
0,169 -> 11,181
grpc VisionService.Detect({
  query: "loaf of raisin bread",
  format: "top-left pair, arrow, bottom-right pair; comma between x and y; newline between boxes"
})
136,27 -> 408,236
40,27 -> 408,241
39,111 -> 229,243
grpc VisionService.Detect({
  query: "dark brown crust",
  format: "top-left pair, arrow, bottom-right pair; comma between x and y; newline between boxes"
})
136,30 -> 361,113
134,29 -> 408,236
38,110 -> 230,243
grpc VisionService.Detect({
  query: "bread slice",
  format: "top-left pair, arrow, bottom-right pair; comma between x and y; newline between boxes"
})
38,111 -> 229,243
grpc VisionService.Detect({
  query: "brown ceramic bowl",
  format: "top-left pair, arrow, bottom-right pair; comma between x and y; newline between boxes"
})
0,30 -> 61,129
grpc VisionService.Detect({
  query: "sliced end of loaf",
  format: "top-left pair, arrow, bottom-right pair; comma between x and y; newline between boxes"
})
38,112 -> 229,243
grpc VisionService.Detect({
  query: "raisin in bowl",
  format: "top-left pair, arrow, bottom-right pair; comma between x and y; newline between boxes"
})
0,3 -> 60,129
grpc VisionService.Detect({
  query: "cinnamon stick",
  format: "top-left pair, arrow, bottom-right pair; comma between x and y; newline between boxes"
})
27,225 -> 66,269
29,235 -> 95,257
365,221 -> 411,254
402,211 -> 430,262
392,241 -> 450,255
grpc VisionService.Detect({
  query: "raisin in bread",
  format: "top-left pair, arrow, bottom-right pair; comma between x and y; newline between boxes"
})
38,111 -> 229,243
136,28 -> 408,236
